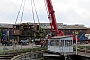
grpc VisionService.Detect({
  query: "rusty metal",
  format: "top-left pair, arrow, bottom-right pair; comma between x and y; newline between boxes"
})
12,23 -> 40,37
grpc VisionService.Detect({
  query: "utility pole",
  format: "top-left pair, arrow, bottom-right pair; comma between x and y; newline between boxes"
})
75,31 -> 78,55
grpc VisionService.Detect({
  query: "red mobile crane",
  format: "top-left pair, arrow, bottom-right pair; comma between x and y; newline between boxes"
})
45,0 -> 64,37
45,0 -> 79,43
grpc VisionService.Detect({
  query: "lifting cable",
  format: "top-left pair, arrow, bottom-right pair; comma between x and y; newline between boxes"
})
15,0 -> 40,25
15,0 -> 24,24
20,0 -> 26,23
31,0 -> 35,23
32,0 -> 40,24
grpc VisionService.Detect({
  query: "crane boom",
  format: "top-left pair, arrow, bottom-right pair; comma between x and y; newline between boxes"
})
46,0 -> 58,31
45,0 -> 63,36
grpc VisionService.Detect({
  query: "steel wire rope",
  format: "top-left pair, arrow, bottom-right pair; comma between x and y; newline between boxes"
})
15,0 -> 24,24
31,0 -> 37,38
20,0 -> 26,23
31,0 -> 35,23
32,0 -> 40,25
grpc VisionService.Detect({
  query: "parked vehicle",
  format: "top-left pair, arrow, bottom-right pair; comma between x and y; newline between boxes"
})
79,33 -> 90,44
2,40 -> 12,46
18,40 -> 29,45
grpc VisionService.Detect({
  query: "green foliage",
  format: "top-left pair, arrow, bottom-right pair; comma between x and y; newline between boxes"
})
73,45 -> 90,50
33,26 -> 46,38
0,48 -> 47,54
39,26 -> 46,38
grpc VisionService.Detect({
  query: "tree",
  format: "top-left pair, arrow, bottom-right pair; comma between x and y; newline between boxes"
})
33,26 -> 46,38
39,26 -> 46,38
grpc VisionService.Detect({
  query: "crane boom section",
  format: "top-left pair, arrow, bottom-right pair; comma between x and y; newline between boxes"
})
46,0 -> 58,32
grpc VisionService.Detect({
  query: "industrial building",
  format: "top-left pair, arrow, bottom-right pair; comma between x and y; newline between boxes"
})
0,23 -> 89,42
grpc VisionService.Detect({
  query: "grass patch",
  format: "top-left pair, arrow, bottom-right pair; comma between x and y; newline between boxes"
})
73,46 -> 90,50
0,47 -> 47,54
0,50 -> 10,54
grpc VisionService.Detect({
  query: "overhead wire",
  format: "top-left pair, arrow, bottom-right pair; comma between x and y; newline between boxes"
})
15,0 -> 24,24
20,0 -> 26,23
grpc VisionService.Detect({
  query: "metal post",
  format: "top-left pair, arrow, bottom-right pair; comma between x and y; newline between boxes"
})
62,42 -> 63,55
7,28 -> 9,41
32,43 -> 33,49
21,43 -> 22,49
3,44 -> 5,54
85,47 -> 86,56
12,40 -> 14,50
13,43 -> 14,50
32,40 -> 34,49
31,40 -> 34,60
76,34 -> 77,55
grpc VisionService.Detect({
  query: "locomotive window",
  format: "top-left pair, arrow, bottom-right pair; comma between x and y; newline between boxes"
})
50,40 -> 54,46
55,40 -> 59,46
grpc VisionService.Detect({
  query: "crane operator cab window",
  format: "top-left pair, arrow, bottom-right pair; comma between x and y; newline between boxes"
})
48,40 -> 72,47
50,40 -> 54,46
47,36 -> 73,52
55,40 -> 59,46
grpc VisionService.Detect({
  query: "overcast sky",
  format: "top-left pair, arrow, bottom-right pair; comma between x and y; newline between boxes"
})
0,0 -> 90,27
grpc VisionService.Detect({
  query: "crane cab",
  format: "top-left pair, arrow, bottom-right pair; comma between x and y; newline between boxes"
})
47,36 -> 73,53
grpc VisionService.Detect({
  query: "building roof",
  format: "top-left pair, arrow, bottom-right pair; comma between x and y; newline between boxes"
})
0,23 -> 13,28
39,23 -> 88,29
0,23 -> 88,30
61,25 -> 88,29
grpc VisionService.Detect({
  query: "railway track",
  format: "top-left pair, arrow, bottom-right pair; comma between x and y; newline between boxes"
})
0,53 -> 21,60
0,48 -> 89,60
